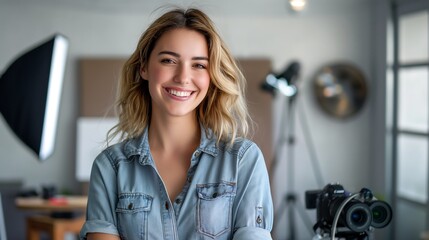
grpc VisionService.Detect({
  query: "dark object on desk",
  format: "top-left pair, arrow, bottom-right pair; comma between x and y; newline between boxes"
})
17,189 -> 39,198
0,34 -> 69,161
42,185 -> 57,200
51,211 -> 83,219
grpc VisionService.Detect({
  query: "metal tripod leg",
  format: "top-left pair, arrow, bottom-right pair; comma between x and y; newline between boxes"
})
273,192 -> 315,240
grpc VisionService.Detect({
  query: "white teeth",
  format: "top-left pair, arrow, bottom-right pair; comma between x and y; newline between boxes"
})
168,89 -> 192,97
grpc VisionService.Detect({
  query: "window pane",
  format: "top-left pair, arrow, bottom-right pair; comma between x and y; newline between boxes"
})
398,67 -> 429,132
386,68 -> 394,129
387,18 -> 394,66
397,134 -> 428,203
399,10 -> 428,63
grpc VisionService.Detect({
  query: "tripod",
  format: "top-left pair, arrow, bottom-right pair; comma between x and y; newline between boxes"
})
270,90 -> 324,240
312,228 -> 371,240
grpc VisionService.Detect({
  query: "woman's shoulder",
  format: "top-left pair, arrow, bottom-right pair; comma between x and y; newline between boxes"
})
95,135 -> 147,165
222,137 -> 262,157
230,137 -> 255,147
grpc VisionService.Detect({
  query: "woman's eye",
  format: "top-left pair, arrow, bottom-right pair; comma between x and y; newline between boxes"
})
194,63 -> 207,69
161,58 -> 175,64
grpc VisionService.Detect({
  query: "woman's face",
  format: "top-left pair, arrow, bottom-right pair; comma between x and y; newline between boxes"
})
141,28 -> 210,120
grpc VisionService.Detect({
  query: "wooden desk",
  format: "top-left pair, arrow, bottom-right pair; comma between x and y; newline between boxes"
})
16,196 -> 87,240
16,196 -> 87,211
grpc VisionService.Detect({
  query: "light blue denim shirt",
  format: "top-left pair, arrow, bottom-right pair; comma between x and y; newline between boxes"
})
80,127 -> 273,240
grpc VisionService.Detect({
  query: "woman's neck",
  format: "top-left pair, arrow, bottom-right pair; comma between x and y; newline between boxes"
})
148,115 -> 200,154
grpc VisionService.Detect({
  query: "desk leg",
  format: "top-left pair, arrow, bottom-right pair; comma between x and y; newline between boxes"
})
26,219 -> 40,240
26,215 -> 84,240
52,224 -> 65,240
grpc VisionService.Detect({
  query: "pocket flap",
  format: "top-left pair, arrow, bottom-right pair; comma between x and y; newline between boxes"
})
197,182 -> 236,200
116,193 -> 153,213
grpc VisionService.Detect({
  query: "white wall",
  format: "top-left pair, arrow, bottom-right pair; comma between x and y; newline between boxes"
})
0,1 -> 374,239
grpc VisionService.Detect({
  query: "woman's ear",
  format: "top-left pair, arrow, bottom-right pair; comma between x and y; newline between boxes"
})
140,65 -> 148,81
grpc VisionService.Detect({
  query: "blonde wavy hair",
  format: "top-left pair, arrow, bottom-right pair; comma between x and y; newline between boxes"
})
108,7 -> 251,146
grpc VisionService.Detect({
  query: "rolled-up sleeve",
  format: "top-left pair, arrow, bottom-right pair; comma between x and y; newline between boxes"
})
232,143 -> 274,240
80,151 -> 119,239
234,226 -> 273,240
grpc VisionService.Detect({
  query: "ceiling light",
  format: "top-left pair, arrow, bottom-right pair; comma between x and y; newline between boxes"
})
289,0 -> 307,12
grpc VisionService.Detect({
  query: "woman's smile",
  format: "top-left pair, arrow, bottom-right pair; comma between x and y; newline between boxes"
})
165,87 -> 195,99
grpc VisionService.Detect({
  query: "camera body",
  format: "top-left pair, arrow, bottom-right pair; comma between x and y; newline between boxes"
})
306,183 -> 392,239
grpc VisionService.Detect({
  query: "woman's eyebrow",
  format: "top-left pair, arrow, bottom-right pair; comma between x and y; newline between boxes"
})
193,56 -> 209,61
158,50 -> 180,57
158,51 -> 208,61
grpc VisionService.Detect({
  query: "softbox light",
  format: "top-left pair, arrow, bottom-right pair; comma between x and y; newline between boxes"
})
0,34 -> 69,161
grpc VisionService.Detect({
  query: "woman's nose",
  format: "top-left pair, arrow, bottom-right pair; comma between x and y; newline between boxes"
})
174,64 -> 190,84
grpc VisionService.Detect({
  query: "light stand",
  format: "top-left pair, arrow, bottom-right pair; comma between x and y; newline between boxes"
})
262,62 -> 324,240
271,85 -> 314,240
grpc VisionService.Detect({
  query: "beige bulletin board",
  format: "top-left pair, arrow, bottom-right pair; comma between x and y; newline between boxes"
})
79,58 -> 126,117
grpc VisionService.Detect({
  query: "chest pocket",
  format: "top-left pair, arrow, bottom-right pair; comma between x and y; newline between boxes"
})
116,193 -> 153,240
196,182 -> 236,239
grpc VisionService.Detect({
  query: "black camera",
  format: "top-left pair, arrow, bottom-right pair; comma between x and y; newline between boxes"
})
305,183 -> 392,239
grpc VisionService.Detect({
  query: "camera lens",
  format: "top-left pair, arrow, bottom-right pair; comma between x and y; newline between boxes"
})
369,201 -> 392,228
351,209 -> 366,224
344,202 -> 372,232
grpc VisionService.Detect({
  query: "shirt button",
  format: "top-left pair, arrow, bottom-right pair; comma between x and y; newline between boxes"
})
128,203 -> 133,210
256,215 -> 262,224
175,198 -> 182,204
212,192 -> 218,198
194,151 -> 201,157
187,176 -> 192,183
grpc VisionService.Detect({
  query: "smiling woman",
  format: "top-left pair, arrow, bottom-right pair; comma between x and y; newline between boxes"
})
80,7 -> 274,240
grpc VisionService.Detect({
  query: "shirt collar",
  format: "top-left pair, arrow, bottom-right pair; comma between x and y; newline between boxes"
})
123,125 -> 219,165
